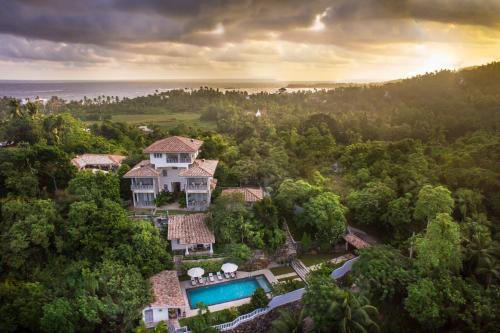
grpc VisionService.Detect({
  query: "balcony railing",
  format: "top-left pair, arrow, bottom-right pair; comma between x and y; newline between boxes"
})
187,201 -> 208,211
186,184 -> 208,191
136,201 -> 155,208
131,184 -> 154,190
166,158 -> 191,163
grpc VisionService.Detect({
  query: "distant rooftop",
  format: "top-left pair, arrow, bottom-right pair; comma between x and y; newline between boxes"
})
179,159 -> 218,177
123,160 -> 160,178
221,187 -> 264,203
71,153 -> 125,169
149,270 -> 186,308
343,234 -> 370,249
144,136 -> 203,153
167,213 -> 215,245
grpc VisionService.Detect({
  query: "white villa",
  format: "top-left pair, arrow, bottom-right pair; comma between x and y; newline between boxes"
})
143,270 -> 187,327
167,213 -> 215,255
124,136 -> 218,210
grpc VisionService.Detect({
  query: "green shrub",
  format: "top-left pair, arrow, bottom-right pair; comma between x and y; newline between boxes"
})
300,232 -> 312,252
181,260 -> 224,274
224,243 -> 251,265
178,191 -> 187,208
250,288 -> 269,309
271,279 -> 305,295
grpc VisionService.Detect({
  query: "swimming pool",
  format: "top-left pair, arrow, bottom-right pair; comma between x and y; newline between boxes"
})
186,275 -> 271,309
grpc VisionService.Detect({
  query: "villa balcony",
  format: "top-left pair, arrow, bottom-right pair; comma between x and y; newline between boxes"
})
131,184 -> 154,190
187,201 -> 209,211
135,201 -> 155,208
186,183 -> 209,192
166,157 -> 192,163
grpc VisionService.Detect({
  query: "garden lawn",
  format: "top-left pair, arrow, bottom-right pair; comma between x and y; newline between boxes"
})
298,253 -> 335,267
110,112 -> 216,129
270,266 -> 295,276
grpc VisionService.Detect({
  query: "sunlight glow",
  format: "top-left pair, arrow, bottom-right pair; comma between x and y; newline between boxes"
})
310,10 -> 328,31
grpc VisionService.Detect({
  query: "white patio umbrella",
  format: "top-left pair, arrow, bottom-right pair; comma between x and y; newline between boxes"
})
187,267 -> 204,278
221,263 -> 238,273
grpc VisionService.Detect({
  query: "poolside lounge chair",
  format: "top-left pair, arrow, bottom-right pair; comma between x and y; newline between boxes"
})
198,277 -> 205,285
217,271 -> 223,280
209,273 -> 215,282
224,272 -> 230,279
230,272 -> 236,278
191,277 -> 197,286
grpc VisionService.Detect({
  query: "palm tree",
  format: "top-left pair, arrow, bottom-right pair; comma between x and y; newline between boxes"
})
328,290 -> 379,333
463,232 -> 491,275
269,309 -> 306,333
25,101 -> 39,119
8,99 -> 23,119
475,242 -> 500,288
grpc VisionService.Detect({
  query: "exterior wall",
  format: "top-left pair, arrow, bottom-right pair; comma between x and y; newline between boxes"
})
149,151 -> 199,169
170,239 -> 213,254
158,167 -> 188,192
142,306 -> 169,327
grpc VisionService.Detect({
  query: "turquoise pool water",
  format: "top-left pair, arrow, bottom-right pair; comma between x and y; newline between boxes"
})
187,275 -> 271,309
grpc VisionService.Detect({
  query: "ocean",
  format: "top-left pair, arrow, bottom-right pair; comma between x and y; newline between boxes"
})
0,80 -> 324,101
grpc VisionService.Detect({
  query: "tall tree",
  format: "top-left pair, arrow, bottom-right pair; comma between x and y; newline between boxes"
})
413,185 -> 454,223
415,213 -> 462,274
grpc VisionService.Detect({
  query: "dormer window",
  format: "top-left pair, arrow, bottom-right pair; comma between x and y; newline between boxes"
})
153,153 -> 162,158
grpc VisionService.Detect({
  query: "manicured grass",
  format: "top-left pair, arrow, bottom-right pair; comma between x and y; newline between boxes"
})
277,276 -> 304,284
270,266 -> 295,276
298,253 -> 335,267
109,112 -> 216,130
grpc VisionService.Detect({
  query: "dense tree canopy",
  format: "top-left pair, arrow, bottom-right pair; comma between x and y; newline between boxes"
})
1,63 -> 499,332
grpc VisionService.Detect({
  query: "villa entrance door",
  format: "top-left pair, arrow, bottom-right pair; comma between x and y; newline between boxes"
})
171,182 -> 181,192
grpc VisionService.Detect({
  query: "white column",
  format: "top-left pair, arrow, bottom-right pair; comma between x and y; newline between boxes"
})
185,246 -> 189,255
209,243 -> 213,254
132,192 -> 136,207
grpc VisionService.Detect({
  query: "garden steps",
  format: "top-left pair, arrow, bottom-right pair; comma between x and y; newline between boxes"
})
290,259 -> 310,282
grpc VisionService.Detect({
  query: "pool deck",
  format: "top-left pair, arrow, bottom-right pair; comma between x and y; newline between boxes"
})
180,269 -> 277,317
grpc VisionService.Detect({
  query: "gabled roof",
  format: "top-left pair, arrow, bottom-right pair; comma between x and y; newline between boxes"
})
71,154 -> 125,169
167,213 -> 215,245
144,136 -> 203,153
179,159 -> 218,177
123,160 -> 160,178
221,187 -> 264,203
150,270 -> 186,308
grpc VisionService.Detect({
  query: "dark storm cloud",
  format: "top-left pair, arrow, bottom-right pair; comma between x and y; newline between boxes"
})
326,0 -> 500,26
0,0 -> 499,48
0,34 -> 111,64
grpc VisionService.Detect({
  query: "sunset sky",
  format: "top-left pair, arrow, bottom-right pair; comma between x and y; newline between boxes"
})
1,0 -> 500,82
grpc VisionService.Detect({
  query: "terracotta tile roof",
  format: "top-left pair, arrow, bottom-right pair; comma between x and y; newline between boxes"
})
71,154 -> 125,169
343,234 -> 370,249
221,187 -> 264,203
150,270 -> 186,308
167,213 -> 215,245
179,159 -> 218,177
123,160 -> 160,178
144,136 -> 203,153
